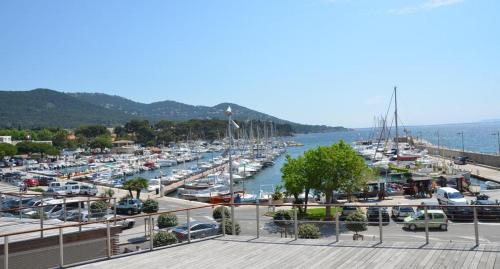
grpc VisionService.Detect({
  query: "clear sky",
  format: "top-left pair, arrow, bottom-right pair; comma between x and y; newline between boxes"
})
1,0 -> 499,128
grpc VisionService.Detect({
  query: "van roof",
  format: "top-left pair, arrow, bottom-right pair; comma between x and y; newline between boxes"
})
438,187 -> 460,193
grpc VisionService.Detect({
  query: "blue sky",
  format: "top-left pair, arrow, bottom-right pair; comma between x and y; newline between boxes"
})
1,0 -> 499,128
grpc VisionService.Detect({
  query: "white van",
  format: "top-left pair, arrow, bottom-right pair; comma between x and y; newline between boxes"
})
436,187 -> 467,205
79,184 -> 98,196
48,181 -> 66,190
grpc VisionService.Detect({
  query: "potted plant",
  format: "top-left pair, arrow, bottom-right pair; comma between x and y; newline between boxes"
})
345,210 -> 367,240
271,185 -> 284,205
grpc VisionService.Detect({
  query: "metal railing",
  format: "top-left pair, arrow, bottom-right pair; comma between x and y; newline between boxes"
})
0,202 -> 499,269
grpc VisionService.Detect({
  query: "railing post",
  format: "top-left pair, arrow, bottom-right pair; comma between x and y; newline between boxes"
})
39,203 -> 44,238
187,209 -> 191,243
63,197 -> 67,222
149,215 -> 154,251
4,236 -> 8,269
59,228 -> 64,267
87,197 -> 91,221
106,221 -> 112,259
256,204 -> 260,238
231,204 -> 235,236
18,194 -> 22,220
78,202 -> 82,232
221,207 -> 226,236
378,207 -> 383,243
335,211 -> 340,242
474,206 -> 479,247
424,206 -> 429,245
113,198 -> 117,226
294,207 -> 298,240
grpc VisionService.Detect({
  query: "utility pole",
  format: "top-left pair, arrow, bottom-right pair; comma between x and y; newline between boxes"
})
437,131 -> 441,157
457,132 -> 465,154
492,131 -> 500,155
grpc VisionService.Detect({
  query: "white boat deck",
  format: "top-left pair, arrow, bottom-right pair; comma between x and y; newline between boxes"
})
74,236 -> 500,268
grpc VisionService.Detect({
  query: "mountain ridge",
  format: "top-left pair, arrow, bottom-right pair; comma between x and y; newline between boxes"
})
0,89 -> 349,133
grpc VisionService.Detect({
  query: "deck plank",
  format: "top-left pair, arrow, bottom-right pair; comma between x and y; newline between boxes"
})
73,237 -> 500,269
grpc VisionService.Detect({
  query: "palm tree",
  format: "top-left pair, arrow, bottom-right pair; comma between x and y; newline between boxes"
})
123,177 -> 149,199
134,177 -> 149,199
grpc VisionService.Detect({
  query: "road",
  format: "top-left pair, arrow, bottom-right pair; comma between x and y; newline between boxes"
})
116,196 -> 500,250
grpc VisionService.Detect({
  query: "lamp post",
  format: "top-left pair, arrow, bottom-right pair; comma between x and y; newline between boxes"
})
492,131 -> 500,155
457,132 -> 465,154
436,131 -> 441,157
225,106 -> 235,205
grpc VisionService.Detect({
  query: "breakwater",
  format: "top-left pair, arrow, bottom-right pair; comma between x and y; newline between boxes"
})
418,143 -> 500,168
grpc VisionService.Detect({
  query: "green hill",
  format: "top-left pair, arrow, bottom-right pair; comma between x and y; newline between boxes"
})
0,89 -> 349,133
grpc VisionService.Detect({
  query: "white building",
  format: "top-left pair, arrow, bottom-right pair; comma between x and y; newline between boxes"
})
0,136 -> 12,144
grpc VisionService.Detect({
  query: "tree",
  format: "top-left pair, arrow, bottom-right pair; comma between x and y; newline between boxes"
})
327,141 -> 370,202
298,224 -> 321,239
123,177 -> 149,199
212,206 -> 231,221
90,135 -> 112,150
75,125 -> 110,139
0,143 -> 17,159
281,155 -> 306,211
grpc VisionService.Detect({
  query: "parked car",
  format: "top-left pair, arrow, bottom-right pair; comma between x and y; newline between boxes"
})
453,156 -> 469,165
403,210 -> 448,231
366,207 -> 390,224
391,205 -> 415,221
436,187 -> 467,205
104,215 -> 136,229
417,201 -> 442,212
79,184 -> 98,196
37,177 -> 57,186
116,199 -> 143,215
471,199 -> 500,220
172,221 -> 219,241
23,178 -> 39,187
340,204 -> 358,220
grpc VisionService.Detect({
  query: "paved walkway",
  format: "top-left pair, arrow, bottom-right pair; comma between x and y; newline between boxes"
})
74,236 -> 500,269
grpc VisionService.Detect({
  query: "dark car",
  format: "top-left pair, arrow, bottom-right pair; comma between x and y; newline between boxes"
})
453,156 -> 469,165
417,201 -> 442,212
116,199 -> 143,215
366,207 -> 390,224
471,199 -> 500,220
172,221 -> 219,241
340,205 -> 358,221
444,205 -> 473,221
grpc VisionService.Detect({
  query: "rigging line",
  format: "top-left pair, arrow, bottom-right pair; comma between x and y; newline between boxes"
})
372,90 -> 395,160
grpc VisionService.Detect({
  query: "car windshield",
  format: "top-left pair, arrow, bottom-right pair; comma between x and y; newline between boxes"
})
400,207 -> 414,212
448,192 -> 464,199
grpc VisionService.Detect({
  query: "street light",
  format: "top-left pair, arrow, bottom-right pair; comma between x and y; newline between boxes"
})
457,132 -> 465,154
225,106 -> 239,235
492,131 -> 500,155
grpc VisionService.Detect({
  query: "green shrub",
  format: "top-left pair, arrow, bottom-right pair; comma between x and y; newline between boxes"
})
30,211 -> 48,220
158,213 -> 178,229
345,210 -> 367,235
298,224 -> 321,239
29,187 -> 45,193
153,231 -> 178,247
90,200 -> 108,217
212,206 -> 231,221
142,199 -> 159,213
273,210 -> 292,227
219,219 -> 240,235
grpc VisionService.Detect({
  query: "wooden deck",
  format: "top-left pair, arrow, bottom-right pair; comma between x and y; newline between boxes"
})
74,236 -> 500,269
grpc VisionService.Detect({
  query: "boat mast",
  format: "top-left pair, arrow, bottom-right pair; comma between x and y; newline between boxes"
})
394,86 -> 399,165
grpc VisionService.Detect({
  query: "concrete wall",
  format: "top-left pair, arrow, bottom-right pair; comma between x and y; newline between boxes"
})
420,145 -> 500,168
